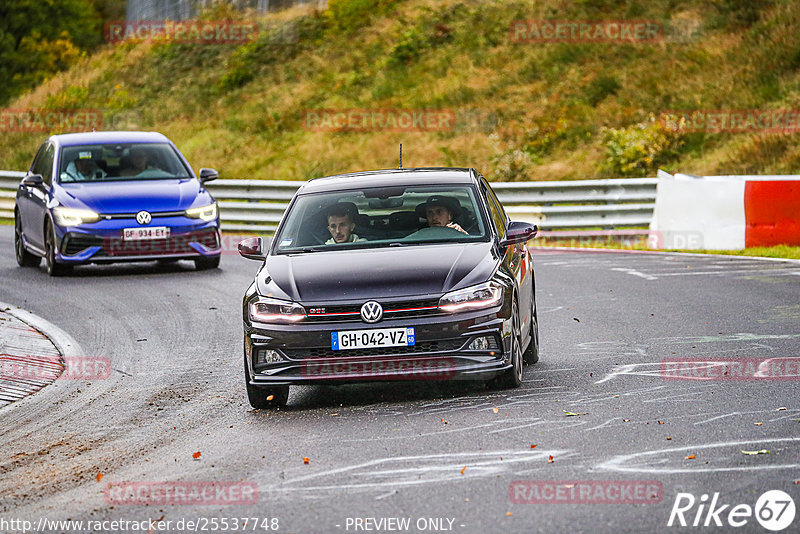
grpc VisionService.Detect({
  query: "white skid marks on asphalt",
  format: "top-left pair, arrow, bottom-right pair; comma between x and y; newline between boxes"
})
568,385 -> 670,404
260,449 -> 577,498
582,418 -> 617,432
486,418 -> 586,435
570,382 -> 712,406
574,341 -> 649,359
641,390 -> 715,404
537,305 -> 565,314
594,363 -> 663,384
693,410 -> 770,426
592,355 -> 798,385
610,267 -> 659,281
340,412 -> 585,443
343,385 -> 569,419
769,409 -> 800,422
596,437 -> 800,474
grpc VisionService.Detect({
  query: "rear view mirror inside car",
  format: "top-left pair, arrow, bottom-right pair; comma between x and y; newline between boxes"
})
368,197 -> 404,209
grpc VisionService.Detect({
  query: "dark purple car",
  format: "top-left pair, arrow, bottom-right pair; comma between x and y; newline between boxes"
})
238,168 -> 539,408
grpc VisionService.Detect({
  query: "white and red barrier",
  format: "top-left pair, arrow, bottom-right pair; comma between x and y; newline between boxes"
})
651,171 -> 800,249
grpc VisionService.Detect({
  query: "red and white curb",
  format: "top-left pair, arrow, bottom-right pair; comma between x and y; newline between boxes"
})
0,301 -> 83,409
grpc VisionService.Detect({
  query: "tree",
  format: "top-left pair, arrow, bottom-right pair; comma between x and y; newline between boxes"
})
0,0 -> 104,105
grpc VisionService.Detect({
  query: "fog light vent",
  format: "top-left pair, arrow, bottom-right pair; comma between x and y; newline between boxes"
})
257,349 -> 284,364
468,336 -> 498,351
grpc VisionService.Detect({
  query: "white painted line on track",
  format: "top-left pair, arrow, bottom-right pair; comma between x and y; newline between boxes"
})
596,437 -> 800,474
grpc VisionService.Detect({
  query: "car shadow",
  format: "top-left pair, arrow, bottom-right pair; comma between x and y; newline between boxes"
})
38,260 -> 222,278
277,379 -> 497,411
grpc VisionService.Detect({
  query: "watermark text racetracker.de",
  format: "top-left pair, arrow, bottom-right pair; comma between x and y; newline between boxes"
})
509,480 -> 663,504
301,358 -> 456,381
0,516 -> 280,533
660,357 -> 800,381
0,109 -> 102,133
104,20 -> 260,44
509,20 -> 663,43
660,109 -> 800,133
303,109 -> 455,132
1,355 -> 111,381
104,481 -> 258,506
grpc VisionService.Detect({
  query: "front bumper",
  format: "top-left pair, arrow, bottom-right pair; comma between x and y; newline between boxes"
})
244,304 -> 513,386
53,216 -> 220,264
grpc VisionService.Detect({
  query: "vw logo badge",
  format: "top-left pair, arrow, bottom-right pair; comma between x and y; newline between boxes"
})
360,301 -> 383,323
136,211 -> 152,225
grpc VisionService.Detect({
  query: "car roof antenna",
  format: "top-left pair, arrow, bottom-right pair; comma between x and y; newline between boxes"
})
399,143 -> 403,169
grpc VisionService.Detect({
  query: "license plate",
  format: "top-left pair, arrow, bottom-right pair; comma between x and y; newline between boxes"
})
331,327 -> 415,351
122,227 -> 170,240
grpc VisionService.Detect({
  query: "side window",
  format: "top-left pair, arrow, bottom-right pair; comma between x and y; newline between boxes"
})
481,179 -> 507,238
30,144 -> 47,175
40,144 -> 55,185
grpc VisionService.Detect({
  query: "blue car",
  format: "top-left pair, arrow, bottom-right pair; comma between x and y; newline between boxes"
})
14,131 -> 221,275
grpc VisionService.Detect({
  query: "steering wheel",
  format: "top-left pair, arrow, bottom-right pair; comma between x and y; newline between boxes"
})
403,226 -> 465,240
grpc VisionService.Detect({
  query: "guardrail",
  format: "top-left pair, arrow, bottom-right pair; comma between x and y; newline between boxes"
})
0,171 -> 657,235
0,171 -> 26,221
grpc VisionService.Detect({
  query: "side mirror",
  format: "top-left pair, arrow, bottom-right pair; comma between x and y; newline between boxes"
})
199,168 -> 219,184
22,174 -> 44,187
499,221 -> 538,247
238,237 -> 265,261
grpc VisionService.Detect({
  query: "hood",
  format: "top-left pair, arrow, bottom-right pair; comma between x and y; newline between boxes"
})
258,242 -> 499,303
56,178 -> 208,214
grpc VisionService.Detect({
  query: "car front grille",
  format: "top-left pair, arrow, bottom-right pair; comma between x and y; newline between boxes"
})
62,229 -> 219,257
281,339 -> 464,360
305,298 -> 442,323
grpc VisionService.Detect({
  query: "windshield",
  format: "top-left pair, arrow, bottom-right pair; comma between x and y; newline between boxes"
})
273,184 -> 488,253
58,143 -> 192,182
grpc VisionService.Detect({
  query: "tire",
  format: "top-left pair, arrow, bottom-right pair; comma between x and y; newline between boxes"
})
493,300 -> 523,389
15,212 -> 40,267
244,353 -> 289,409
44,222 -> 71,277
523,305 -> 539,364
194,255 -> 220,270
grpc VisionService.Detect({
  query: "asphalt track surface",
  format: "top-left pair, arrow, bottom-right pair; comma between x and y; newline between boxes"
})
1,224 -> 799,534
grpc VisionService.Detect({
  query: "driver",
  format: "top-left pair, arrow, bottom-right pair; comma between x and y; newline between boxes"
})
64,151 -> 107,181
421,196 -> 467,234
325,204 -> 367,244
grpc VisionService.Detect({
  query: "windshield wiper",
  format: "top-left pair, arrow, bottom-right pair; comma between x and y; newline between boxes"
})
288,247 -> 326,253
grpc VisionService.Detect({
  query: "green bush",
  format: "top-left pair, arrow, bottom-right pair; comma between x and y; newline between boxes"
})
325,0 -> 399,33
603,116 -> 684,176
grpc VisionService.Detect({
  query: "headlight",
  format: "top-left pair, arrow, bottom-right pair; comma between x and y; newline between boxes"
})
185,203 -> 217,221
249,297 -> 306,323
52,207 -> 100,226
438,281 -> 503,313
